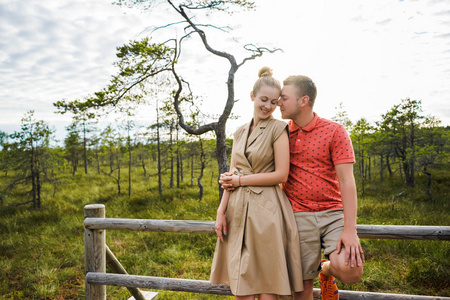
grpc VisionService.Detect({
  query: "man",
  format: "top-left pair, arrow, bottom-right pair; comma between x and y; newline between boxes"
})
278,75 -> 364,300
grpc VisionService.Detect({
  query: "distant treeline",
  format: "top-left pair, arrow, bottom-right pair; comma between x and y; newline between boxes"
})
0,98 -> 448,209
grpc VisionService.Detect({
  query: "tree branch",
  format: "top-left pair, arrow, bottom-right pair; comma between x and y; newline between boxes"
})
170,41 -> 218,135
237,44 -> 283,68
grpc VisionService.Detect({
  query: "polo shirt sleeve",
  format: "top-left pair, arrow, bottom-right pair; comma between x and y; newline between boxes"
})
331,124 -> 355,165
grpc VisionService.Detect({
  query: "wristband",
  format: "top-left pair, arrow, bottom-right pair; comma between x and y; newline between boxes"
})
238,175 -> 242,187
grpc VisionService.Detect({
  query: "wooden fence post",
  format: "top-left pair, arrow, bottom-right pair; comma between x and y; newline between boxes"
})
84,204 -> 106,300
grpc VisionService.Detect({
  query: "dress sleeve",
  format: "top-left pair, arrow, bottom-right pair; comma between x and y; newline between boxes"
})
271,120 -> 289,143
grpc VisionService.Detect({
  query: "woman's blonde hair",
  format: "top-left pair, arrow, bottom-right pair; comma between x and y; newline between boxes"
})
252,66 -> 281,96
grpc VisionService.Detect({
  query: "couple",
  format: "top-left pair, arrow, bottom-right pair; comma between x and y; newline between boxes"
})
210,67 -> 365,300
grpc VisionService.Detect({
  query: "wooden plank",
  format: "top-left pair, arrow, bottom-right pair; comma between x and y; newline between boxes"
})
86,273 -> 450,300
336,289 -> 450,299
84,218 -> 450,240
357,225 -> 450,240
86,272 -> 232,296
84,218 -> 215,233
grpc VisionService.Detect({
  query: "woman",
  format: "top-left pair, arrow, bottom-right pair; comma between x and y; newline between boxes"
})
210,67 -> 303,299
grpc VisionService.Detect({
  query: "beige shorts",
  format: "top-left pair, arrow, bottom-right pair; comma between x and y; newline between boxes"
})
294,209 -> 344,280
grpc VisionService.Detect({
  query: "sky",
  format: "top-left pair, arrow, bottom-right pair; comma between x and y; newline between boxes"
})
1,0 -> 449,144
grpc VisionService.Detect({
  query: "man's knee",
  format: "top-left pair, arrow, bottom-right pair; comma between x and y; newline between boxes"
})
331,259 -> 363,284
340,264 -> 363,284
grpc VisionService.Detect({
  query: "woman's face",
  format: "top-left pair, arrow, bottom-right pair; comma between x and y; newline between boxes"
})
251,85 -> 280,120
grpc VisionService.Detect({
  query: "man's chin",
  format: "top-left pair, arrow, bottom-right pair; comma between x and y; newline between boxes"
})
279,112 -> 289,120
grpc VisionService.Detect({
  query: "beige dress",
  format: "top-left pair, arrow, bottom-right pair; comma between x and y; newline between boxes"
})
210,117 -> 303,296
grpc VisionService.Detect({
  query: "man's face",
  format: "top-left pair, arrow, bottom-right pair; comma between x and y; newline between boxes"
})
278,84 -> 301,120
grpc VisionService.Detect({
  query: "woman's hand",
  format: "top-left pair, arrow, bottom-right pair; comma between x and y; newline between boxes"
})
219,172 -> 239,191
215,211 -> 228,242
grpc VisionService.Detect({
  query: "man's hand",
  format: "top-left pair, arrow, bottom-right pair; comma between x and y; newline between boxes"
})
336,228 -> 365,268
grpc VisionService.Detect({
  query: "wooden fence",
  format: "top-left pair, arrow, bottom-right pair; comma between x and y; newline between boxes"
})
83,204 -> 450,300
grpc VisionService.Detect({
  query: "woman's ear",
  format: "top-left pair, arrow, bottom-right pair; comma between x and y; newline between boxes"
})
250,91 -> 254,101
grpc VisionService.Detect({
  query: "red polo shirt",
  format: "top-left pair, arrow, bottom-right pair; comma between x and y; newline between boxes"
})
283,113 -> 355,212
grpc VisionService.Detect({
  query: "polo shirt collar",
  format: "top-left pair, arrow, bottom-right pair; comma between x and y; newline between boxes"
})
289,113 -> 319,133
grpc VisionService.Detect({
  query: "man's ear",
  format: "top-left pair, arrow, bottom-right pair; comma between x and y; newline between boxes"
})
299,95 -> 310,108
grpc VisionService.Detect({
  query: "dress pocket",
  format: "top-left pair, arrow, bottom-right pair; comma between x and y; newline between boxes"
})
251,188 -> 276,216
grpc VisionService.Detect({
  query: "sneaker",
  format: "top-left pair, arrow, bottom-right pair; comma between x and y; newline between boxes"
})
319,267 -> 339,300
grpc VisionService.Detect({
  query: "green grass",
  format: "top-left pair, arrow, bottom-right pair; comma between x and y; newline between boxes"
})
0,166 -> 449,299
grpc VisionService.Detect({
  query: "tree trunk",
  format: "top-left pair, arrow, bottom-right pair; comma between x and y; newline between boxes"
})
409,116 -> 416,187
190,154 -> 194,188
215,126 -> 229,199
386,154 -> 393,177
128,133 -> 132,198
198,138 -> 205,200
157,110 -> 162,195
421,167 -> 433,202
408,159 -> 415,187
72,158 -> 77,176
170,126 -> 174,189
83,122 -> 88,174
176,125 -> 180,188
360,148 -> 365,197
31,145 -> 38,209
379,155 -> 384,182
403,161 -> 414,187
359,147 -> 363,176
117,156 -> 121,195
36,159 -> 41,209
141,154 -> 147,177
180,155 -> 184,182
176,152 -> 180,188
109,149 -> 114,173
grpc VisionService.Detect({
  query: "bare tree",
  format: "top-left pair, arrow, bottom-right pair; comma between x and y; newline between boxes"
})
55,1 -> 280,198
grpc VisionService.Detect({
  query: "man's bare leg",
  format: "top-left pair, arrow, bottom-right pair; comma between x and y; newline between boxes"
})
293,279 -> 314,300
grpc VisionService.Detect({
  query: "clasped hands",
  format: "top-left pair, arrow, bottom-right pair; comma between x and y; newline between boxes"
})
219,172 -> 239,191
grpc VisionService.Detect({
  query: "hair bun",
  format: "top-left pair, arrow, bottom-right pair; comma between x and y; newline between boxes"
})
258,66 -> 273,78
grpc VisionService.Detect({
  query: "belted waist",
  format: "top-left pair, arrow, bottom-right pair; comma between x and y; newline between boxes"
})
231,167 -> 263,194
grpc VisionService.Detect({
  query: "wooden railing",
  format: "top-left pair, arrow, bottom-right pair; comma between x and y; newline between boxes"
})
83,204 -> 450,300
